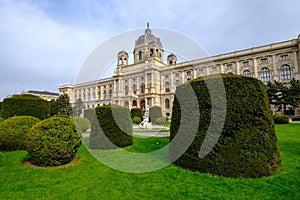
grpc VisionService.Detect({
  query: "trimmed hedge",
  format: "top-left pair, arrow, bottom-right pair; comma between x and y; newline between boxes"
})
25,117 -> 81,166
90,104 -> 133,149
155,117 -> 167,125
0,116 -> 40,150
149,106 -> 162,124
273,114 -> 289,124
74,117 -> 91,132
0,117 -> 4,124
84,108 -> 96,123
1,94 -> 50,120
130,108 -> 143,120
170,74 -> 281,178
132,116 -> 142,124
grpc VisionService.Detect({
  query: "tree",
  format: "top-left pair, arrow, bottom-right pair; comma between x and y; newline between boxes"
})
50,99 -> 58,116
73,98 -> 84,117
56,94 -> 72,117
266,79 -> 300,114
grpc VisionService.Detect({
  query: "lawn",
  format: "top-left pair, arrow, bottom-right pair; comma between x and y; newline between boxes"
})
0,124 -> 299,199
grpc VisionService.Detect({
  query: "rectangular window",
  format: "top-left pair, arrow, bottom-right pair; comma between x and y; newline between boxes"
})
242,61 -> 249,66
280,55 -> 289,60
260,58 -> 268,64
227,64 -> 232,69
186,71 -> 192,76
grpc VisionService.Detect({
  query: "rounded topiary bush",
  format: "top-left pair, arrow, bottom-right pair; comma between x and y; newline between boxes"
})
273,114 -> 289,124
155,117 -> 167,125
74,117 -> 91,132
130,108 -> 143,120
0,116 -> 40,150
89,104 -> 133,149
1,94 -> 50,120
149,106 -> 162,124
132,116 -> 142,124
170,74 -> 281,178
25,117 -> 81,166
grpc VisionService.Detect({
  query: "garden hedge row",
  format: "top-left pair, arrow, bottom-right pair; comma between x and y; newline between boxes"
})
273,114 -> 289,124
170,74 -> 281,178
130,108 -> 143,120
0,116 -> 41,150
89,104 -> 133,149
1,94 -> 50,120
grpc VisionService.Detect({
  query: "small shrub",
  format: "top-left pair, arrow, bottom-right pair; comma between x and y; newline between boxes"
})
149,106 -> 162,124
0,117 -> 4,124
0,116 -> 40,150
90,104 -> 133,149
130,108 -> 143,120
155,117 -> 167,125
1,94 -> 50,120
74,117 -> 91,132
25,117 -> 81,166
273,114 -> 289,124
132,116 -> 142,124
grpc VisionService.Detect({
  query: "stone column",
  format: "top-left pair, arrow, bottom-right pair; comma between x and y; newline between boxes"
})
236,61 -> 241,75
272,54 -> 278,81
253,58 -> 258,78
220,64 -> 224,73
170,72 -> 174,92
193,69 -> 197,79
294,51 -> 299,73
181,71 -> 185,83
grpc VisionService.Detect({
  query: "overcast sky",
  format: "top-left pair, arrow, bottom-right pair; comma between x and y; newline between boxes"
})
0,0 -> 300,100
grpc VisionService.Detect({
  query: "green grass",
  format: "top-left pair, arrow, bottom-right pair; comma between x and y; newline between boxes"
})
0,124 -> 299,199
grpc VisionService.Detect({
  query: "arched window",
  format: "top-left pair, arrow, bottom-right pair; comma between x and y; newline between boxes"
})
260,67 -> 271,82
165,81 -> 170,92
125,85 -> 129,96
243,70 -> 251,77
165,99 -> 170,109
150,49 -> 153,57
132,100 -> 137,107
133,84 -> 137,94
124,101 -> 129,108
280,64 -> 291,80
175,80 -> 180,86
138,51 -> 142,61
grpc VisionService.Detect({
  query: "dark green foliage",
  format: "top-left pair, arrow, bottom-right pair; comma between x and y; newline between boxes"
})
132,116 -> 142,124
170,74 -> 281,178
73,98 -> 84,117
74,117 -> 91,132
84,108 -> 96,122
89,104 -> 133,149
1,94 -> 50,120
273,114 -> 289,124
25,117 -> 81,166
50,99 -> 58,116
155,117 -> 167,125
0,116 -> 40,150
0,102 -> 2,117
55,94 -> 72,117
149,106 -> 162,124
130,108 -> 143,120
0,117 -> 4,124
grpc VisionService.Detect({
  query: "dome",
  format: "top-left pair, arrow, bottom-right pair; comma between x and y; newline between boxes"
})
135,26 -> 163,48
167,53 -> 176,58
118,50 -> 128,56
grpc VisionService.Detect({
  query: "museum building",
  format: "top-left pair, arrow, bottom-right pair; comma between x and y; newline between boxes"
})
59,26 -> 300,117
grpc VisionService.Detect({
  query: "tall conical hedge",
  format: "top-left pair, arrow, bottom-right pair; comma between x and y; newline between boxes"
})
170,74 -> 281,178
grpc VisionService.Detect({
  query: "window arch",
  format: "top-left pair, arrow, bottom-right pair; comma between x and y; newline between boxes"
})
280,64 -> 291,80
133,84 -> 137,94
260,67 -> 271,82
243,70 -> 251,77
140,83 -> 145,94
175,80 -> 180,86
124,101 -> 129,108
165,99 -> 170,109
165,81 -> 170,92
138,51 -> 142,61
132,100 -> 137,107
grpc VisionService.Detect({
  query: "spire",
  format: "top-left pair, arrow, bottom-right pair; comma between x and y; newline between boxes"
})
145,22 -> 151,34
147,22 -> 149,28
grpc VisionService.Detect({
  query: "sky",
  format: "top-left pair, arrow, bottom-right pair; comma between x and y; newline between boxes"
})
0,0 -> 300,100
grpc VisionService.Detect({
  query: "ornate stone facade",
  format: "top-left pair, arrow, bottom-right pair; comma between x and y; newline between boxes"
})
59,26 -> 300,116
